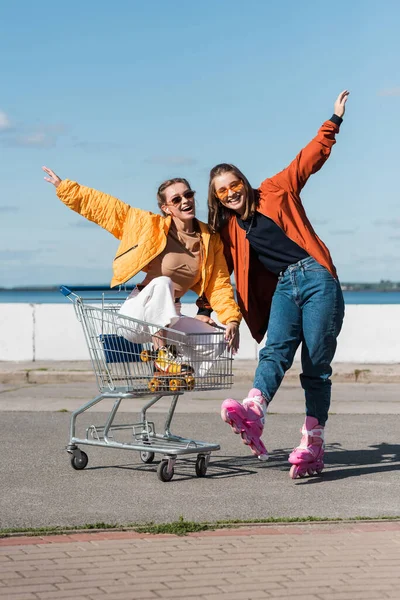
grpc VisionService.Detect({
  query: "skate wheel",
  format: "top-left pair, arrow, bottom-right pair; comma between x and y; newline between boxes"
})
258,453 -> 269,462
289,465 -> 299,479
148,378 -> 160,393
240,431 -> 250,445
140,350 -> 153,362
307,468 -> 315,476
185,375 -> 195,391
226,414 -> 241,434
169,378 -> 183,392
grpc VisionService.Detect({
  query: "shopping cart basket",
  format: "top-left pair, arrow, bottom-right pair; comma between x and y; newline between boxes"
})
61,286 -> 233,482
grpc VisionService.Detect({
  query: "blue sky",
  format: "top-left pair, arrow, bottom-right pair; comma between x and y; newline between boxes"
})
1,0 -> 399,286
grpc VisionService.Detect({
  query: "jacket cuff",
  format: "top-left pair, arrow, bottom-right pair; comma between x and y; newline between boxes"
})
56,179 -> 71,198
330,114 -> 343,127
197,307 -> 213,318
196,295 -> 213,318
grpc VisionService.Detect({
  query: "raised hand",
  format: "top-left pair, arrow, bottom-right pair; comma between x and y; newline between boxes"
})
334,90 -> 350,118
42,166 -> 62,188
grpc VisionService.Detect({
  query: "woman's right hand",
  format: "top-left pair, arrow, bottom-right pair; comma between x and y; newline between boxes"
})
42,166 -> 62,188
225,321 -> 240,355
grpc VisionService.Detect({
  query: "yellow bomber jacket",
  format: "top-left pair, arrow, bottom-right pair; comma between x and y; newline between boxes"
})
56,180 -> 242,326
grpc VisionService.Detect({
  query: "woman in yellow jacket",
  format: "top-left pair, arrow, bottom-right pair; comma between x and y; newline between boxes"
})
42,167 -> 241,368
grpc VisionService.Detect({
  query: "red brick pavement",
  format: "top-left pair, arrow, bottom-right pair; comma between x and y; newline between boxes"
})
1,521 -> 400,599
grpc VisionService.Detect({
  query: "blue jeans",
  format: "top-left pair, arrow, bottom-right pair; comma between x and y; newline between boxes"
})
253,256 -> 344,426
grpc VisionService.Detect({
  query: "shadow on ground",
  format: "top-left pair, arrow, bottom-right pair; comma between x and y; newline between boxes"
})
81,441 -> 400,483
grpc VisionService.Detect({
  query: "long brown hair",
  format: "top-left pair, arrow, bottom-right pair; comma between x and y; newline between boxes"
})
207,164 -> 258,233
157,177 -> 191,215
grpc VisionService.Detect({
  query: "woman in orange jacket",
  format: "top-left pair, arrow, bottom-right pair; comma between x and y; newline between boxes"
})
206,91 -> 349,478
42,169 -> 242,370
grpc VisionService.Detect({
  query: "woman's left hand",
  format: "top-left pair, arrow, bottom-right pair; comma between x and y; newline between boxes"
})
333,90 -> 350,118
195,314 -> 217,326
225,322 -> 240,354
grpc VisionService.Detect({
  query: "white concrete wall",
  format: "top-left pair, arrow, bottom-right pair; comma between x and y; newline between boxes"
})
1,303 -> 400,363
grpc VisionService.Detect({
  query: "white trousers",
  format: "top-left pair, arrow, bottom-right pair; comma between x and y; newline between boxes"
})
117,276 -> 226,374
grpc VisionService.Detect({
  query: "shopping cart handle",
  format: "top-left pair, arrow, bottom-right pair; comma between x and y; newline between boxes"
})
60,286 -> 73,297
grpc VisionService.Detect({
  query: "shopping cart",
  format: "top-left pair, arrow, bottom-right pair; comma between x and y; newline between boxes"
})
61,286 -> 233,482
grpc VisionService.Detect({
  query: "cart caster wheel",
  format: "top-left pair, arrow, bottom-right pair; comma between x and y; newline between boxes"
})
148,378 -> 160,393
195,455 -> 207,477
185,375 -> 195,391
140,450 -> 155,464
157,460 -> 174,482
70,451 -> 88,470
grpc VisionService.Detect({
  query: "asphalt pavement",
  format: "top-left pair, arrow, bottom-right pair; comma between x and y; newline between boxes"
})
1,378 -> 399,529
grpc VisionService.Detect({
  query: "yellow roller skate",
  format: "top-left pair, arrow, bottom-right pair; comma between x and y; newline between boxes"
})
155,345 -> 194,376
146,345 -> 195,392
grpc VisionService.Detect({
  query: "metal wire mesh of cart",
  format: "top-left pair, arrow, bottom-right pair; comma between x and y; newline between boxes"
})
63,288 -> 234,394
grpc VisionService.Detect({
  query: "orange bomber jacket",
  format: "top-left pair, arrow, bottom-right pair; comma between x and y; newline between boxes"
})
56,180 -> 242,326
220,119 -> 340,342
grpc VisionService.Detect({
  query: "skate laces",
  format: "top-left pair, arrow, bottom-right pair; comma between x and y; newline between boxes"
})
298,426 -> 325,451
155,345 -> 193,374
243,396 -> 267,420
157,345 -> 179,361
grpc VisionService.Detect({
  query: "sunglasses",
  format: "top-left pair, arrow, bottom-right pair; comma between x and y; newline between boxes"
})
215,180 -> 244,201
167,190 -> 196,206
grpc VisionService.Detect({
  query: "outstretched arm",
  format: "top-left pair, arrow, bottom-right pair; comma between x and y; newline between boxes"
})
267,90 -> 349,196
42,166 -> 131,240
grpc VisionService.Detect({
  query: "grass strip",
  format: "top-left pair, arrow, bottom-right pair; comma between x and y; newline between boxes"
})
1,515 -> 399,538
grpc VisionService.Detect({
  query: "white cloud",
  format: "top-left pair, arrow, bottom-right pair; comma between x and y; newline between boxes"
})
309,218 -> 328,226
374,218 -> 400,228
0,206 -> 19,213
329,229 -> 356,235
0,117 -> 67,148
70,219 -> 100,229
4,130 -> 58,149
15,132 -> 51,147
0,110 -> 11,131
378,88 -> 400,97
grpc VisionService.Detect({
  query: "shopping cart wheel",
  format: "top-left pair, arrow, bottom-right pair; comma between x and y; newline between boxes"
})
70,450 -> 88,470
195,454 -> 207,477
140,450 -> 155,464
157,459 -> 174,482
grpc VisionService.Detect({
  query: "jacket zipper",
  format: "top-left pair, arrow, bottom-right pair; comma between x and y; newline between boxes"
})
116,239 -> 168,285
114,244 -> 139,261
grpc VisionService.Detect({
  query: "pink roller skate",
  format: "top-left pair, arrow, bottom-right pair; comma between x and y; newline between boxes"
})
221,389 -> 268,460
288,416 -> 324,479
